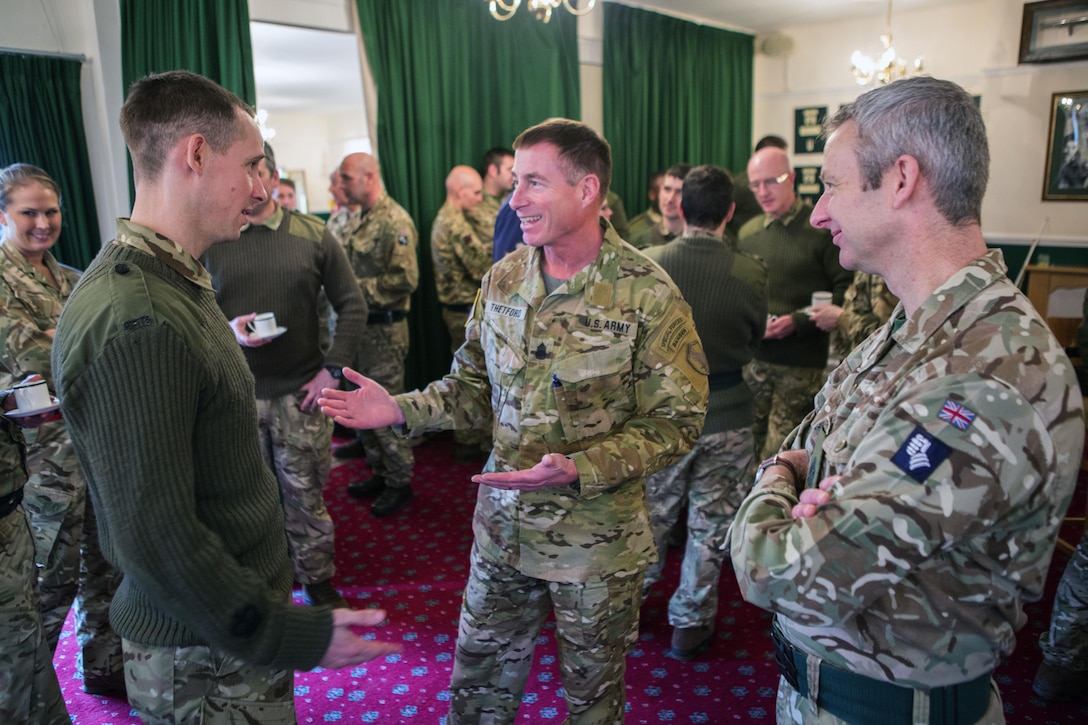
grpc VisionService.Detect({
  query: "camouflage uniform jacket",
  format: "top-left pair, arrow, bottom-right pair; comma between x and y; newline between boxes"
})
431,200 -> 493,306
326,206 -> 360,246
832,270 -> 899,359
343,193 -> 418,312
399,222 -> 709,582
1,393 -> 28,499
0,242 -> 80,390
730,249 -> 1085,688
465,193 -> 501,250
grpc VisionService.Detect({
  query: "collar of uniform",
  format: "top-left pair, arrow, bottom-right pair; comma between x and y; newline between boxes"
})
762,196 -> 806,229
679,229 -> 729,248
113,218 -> 215,291
247,202 -> 284,232
563,218 -> 623,309
891,248 -> 1007,355
0,240 -> 69,293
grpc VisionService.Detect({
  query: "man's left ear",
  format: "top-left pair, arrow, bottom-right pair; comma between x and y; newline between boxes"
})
580,175 -> 601,208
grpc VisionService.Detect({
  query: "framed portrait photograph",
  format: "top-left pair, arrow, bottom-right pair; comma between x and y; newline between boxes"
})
1019,0 -> 1088,64
1042,91 -> 1088,201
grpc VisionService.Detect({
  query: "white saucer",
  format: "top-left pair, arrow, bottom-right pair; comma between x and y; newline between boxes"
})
5,396 -> 61,418
252,326 -> 287,340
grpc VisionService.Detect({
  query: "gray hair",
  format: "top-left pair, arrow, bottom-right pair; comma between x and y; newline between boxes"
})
824,77 -> 988,227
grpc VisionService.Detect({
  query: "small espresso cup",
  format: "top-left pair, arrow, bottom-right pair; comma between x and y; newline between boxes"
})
253,312 -> 277,336
810,291 -> 833,308
13,379 -> 52,412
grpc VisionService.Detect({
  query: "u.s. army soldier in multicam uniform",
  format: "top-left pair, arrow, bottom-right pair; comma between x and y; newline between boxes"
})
320,118 -> 708,725
730,77 -> 1084,725
336,152 -> 420,517
0,162 -> 124,696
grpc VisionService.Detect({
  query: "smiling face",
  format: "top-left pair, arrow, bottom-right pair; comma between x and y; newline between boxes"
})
509,142 -> 596,250
810,120 -> 889,274
196,109 -> 268,244
0,182 -> 62,261
748,148 -> 796,220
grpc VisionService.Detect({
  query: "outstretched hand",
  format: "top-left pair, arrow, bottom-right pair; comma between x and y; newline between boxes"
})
318,367 -> 405,430
472,453 -> 578,491
318,608 -> 402,669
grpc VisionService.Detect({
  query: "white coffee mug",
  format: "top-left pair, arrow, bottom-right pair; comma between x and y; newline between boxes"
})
810,291 -> 833,308
253,312 -> 277,336
13,379 -> 52,412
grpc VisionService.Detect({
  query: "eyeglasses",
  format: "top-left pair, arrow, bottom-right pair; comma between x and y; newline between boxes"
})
750,172 -> 790,191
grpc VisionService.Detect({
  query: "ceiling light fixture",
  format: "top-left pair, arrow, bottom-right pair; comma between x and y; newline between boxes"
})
488,0 -> 597,23
850,0 -> 923,86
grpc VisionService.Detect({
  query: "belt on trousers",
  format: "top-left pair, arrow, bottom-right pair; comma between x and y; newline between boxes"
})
443,303 -> 473,313
367,310 -> 406,324
0,486 -> 24,519
771,621 -> 992,724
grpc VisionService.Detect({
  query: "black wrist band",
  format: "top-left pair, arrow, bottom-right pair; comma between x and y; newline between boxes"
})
756,454 -> 801,483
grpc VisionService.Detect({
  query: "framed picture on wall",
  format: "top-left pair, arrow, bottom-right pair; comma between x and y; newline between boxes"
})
1019,0 -> 1088,64
1042,91 -> 1088,201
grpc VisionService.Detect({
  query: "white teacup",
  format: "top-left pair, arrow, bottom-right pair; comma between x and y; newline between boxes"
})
253,312 -> 277,336
810,291 -> 833,308
13,379 -> 52,412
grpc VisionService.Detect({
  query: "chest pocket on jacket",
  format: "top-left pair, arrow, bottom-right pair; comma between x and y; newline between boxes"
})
553,345 -> 633,443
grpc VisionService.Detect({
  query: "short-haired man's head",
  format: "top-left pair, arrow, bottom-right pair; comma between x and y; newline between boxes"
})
823,76 -> 988,227
120,70 -> 254,183
0,163 -> 61,211
513,118 -> 611,199
680,165 -> 734,230
481,147 -> 514,176
754,135 -> 788,152
665,163 -> 692,182
278,177 -> 296,192
262,142 -> 277,177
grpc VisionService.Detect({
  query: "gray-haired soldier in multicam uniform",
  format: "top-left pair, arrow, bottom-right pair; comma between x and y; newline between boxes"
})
731,76 -> 1084,724
320,118 -> 708,725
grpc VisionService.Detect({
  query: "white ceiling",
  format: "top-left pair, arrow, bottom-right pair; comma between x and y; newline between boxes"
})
250,0 -> 970,113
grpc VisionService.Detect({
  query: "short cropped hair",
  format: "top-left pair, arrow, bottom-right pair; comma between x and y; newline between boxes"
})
513,119 -> 611,199
823,76 -> 989,227
262,142 -> 277,176
680,165 -> 734,230
0,163 -> 61,211
754,135 -> 788,152
480,147 -> 514,176
120,70 -> 254,183
278,178 -> 296,191
665,163 -> 692,181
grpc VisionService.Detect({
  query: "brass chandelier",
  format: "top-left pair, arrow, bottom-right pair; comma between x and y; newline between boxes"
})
850,0 -> 923,86
488,0 -> 597,23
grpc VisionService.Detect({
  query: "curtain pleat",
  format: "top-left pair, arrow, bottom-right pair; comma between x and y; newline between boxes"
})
355,0 -> 580,388
603,4 -> 754,219
0,52 -> 101,269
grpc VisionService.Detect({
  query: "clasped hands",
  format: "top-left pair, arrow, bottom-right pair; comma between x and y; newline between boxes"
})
768,449 -> 842,519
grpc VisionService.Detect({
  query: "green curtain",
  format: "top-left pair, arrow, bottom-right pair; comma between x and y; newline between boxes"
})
355,0 -> 580,388
603,3 -> 753,218
0,51 -> 100,270
120,0 -> 256,106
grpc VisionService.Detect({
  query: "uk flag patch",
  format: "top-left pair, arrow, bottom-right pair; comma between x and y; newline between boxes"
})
892,427 -> 952,482
938,400 -> 976,430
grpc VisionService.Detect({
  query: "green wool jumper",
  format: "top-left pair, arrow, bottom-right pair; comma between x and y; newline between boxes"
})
52,229 -> 331,670
738,200 -> 853,369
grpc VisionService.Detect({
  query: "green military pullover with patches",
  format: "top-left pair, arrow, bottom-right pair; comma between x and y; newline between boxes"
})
644,230 -> 768,434
738,198 -> 852,369
52,220 -> 331,669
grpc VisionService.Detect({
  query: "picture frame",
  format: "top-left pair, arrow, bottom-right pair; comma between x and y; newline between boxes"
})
1042,91 -> 1088,201
1019,0 -> 1088,64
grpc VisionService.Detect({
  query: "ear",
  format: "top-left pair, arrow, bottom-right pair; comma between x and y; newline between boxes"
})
579,175 -> 601,209
184,134 -> 208,174
723,201 -> 736,224
888,154 -> 921,209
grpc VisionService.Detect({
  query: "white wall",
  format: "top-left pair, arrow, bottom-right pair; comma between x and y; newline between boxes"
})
751,0 -> 1088,246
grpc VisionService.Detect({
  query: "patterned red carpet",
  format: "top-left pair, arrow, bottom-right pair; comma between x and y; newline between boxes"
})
56,432 -> 1087,723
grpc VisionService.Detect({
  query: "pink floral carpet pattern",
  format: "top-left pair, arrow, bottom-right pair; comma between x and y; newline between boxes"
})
56,433 -> 1087,723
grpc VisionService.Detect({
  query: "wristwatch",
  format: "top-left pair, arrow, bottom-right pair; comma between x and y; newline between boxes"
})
754,454 -> 800,484
324,365 -> 343,380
